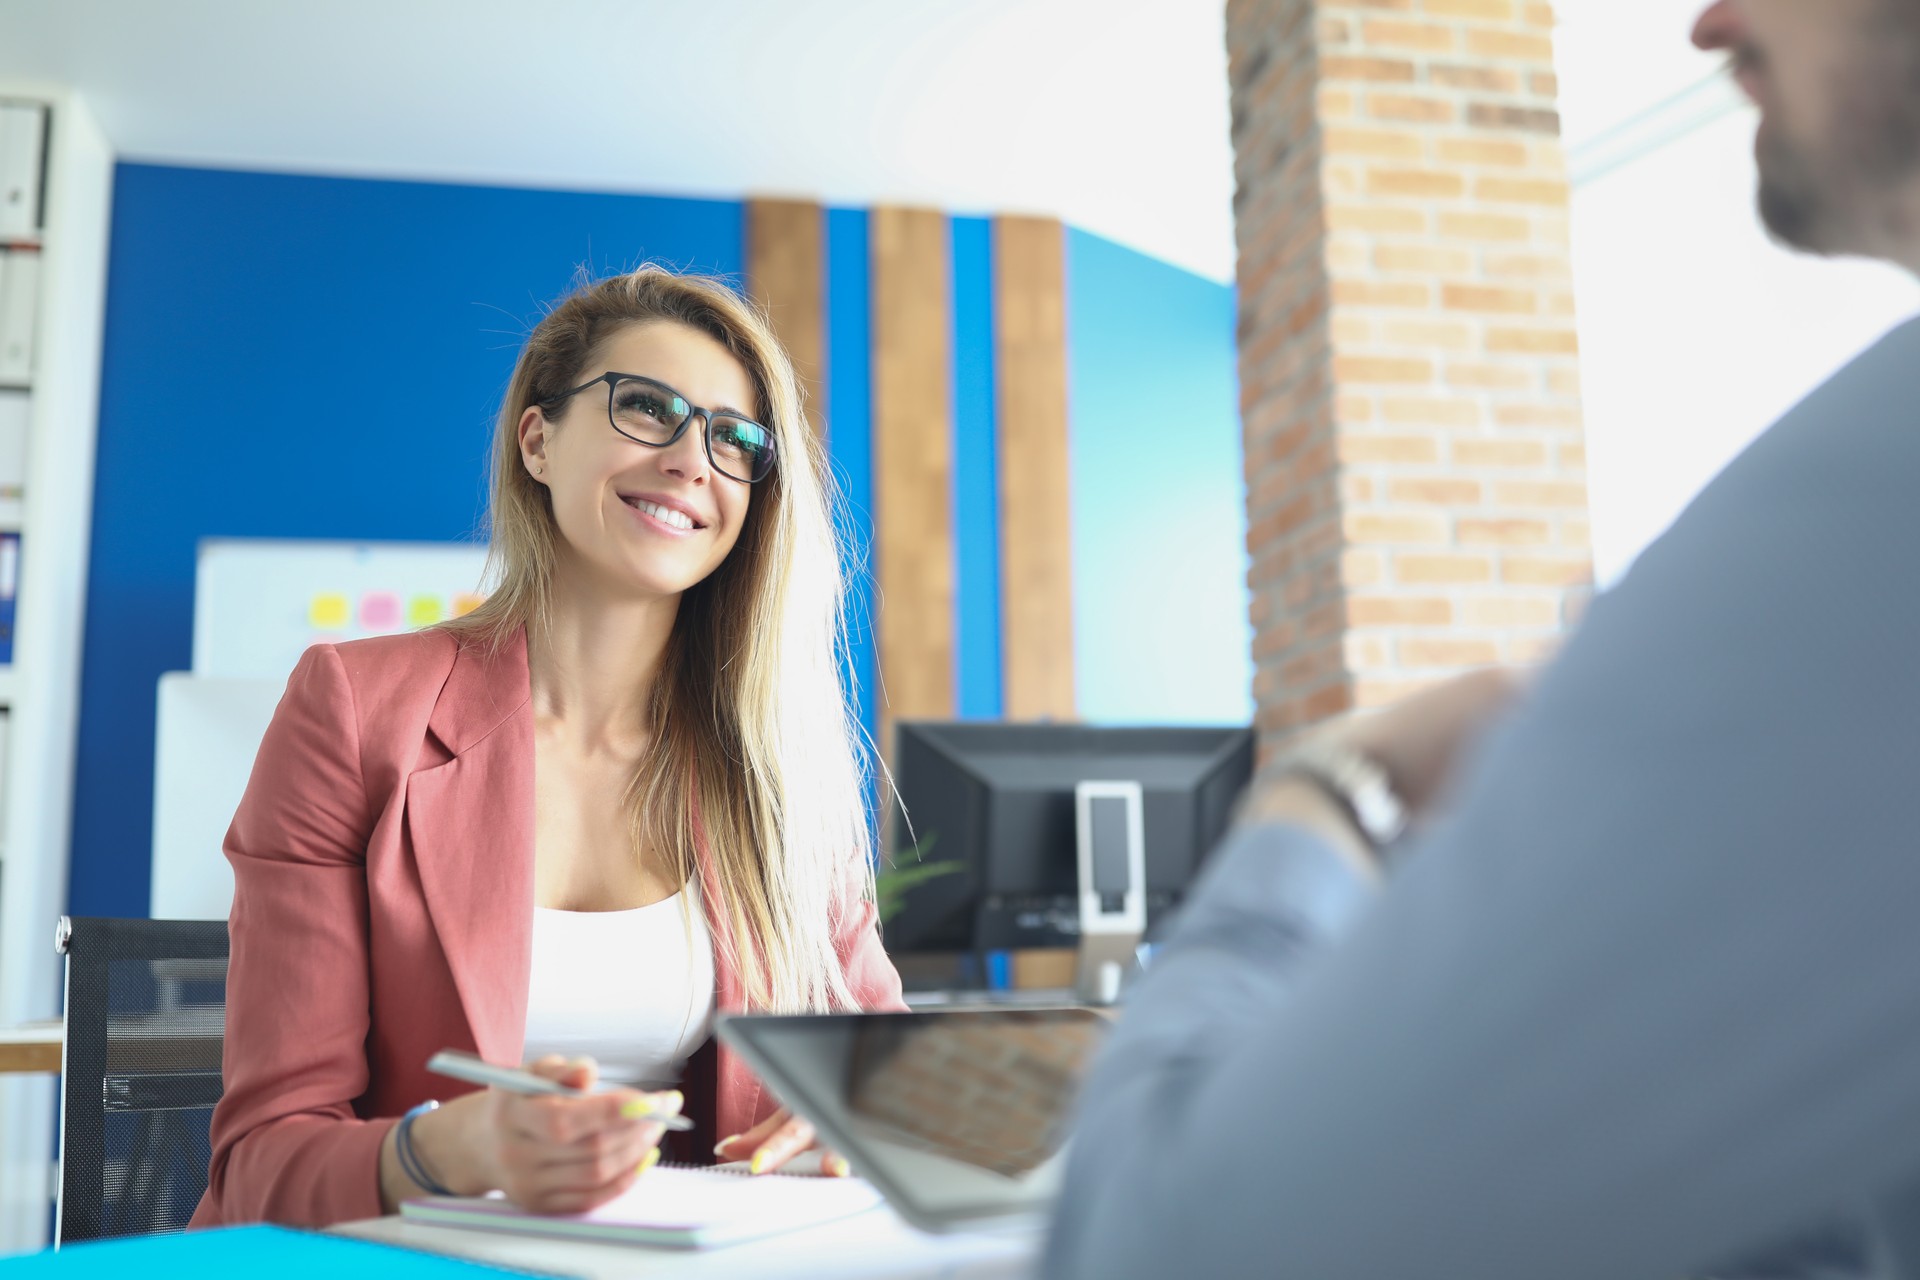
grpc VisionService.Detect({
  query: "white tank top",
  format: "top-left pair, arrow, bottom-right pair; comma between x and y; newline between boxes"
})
522,879 -> 718,1088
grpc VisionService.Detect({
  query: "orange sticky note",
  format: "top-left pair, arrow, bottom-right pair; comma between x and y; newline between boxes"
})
452,592 -> 485,617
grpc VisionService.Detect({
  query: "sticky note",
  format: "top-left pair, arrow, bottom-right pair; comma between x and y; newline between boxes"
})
309,593 -> 350,630
452,593 -> 485,617
407,595 -> 443,628
359,591 -> 401,631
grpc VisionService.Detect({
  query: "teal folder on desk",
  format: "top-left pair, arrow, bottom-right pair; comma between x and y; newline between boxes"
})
0,1224 -> 561,1277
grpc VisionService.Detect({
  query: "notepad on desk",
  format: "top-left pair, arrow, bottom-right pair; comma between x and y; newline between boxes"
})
401,1164 -> 885,1249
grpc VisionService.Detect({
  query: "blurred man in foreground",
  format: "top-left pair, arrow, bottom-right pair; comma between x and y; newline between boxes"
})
1047,4 -> 1920,1277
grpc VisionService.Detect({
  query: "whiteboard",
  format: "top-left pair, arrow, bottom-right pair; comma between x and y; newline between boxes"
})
150,673 -> 284,919
193,537 -> 490,680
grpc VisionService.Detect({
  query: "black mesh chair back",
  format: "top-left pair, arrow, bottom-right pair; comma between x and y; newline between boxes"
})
54,916 -> 229,1245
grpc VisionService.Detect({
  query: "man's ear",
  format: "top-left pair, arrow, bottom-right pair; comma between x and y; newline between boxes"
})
518,406 -> 550,481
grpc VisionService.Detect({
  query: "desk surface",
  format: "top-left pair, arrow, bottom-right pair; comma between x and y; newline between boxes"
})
0,1020 -> 61,1074
336,1204 -> 1037,1279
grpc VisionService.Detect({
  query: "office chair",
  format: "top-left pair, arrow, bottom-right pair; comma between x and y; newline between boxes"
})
54,916 -> 228,1244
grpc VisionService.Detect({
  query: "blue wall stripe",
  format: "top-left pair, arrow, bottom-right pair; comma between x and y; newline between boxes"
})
948,217 -> 1002,720
824,208 -> 877,748
74,162 -> 742,918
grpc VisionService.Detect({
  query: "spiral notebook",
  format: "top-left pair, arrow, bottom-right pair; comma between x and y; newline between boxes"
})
399,1164 -> 885,1249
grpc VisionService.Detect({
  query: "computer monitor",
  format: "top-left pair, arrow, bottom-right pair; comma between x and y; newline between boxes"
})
885,722 -> 1256,968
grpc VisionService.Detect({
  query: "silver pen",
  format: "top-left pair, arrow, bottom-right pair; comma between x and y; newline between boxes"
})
427,1049 -> 695,1130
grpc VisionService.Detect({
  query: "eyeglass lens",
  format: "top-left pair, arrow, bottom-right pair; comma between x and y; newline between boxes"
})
609,378 -> 775,482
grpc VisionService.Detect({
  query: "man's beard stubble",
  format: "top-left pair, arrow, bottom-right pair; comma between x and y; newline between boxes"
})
1747,4 -> 1920,257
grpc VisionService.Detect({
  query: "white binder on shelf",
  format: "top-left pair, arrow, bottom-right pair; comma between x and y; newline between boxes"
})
0,390 -> 24,523
0,248 -> 37,384
0,102 -> 44,239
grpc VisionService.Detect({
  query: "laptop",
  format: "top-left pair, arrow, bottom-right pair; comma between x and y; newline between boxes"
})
715,1006 -> 1110,1235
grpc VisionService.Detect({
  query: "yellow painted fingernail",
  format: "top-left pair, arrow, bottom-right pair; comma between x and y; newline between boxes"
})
661,1090 -> 684,1114
749,1149 -> 771,1175
620,1098 -> 655,1119
637,1147 -> 661,1176
829,1156 -> 850,1178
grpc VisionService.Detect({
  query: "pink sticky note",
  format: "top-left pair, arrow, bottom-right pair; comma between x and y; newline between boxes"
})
360,591 -> 402,631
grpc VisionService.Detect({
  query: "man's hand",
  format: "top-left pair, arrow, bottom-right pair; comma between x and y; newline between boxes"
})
1241,667 -> 1526,864
1329,666 -> 1524,819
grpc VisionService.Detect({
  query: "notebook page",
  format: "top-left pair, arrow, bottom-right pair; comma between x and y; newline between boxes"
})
402,1166 -> 884,1249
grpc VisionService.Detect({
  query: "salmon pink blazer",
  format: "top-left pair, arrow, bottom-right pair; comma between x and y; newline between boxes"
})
190,626 -> 905,1229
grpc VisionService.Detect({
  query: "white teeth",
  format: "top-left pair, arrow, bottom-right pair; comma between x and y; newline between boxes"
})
629,498 -> 695,531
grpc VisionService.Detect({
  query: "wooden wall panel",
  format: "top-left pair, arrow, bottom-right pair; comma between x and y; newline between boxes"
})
745,197 -> 826,436
870,206 -> 956,746
993,216 -> 1075,721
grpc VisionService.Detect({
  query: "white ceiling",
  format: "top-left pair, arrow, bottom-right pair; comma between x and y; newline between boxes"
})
0,0 -> 1238,282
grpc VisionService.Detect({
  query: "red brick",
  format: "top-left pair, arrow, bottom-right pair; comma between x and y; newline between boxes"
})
1362,18 -> 1456,52
1347,595 -> 1454,626
1474,175 -> 1569,205
1502,555 -> 1594,586
1345,512 -> 1449,543
1338,433 -> 1440,464
1464,28 -> 1555,60
1396,553 -> 1493,584
1399,637 -> 1501,667
1437,137 -> 1531,167
1389,477 -> 1484,505
1381,396 -> 1482,427
1368,168 -> 1467,199
1381,317 -> 1476,349
1334,354 -> 1435,384
1368,93 -> 1457,123
1332,279 -> 1433,308
1453,437 -> 1547,466
1487,326 -> 1579,354
1324,127 -> 1426,160
1437,210 -> 1532,241
1443,283 -> 1538,314
1322,55 -> 1418,82
1461,595 -> 1559,627
1422,0 -> 1516,17
1458,517 -> 1552,545
1495,479 -> 1589,507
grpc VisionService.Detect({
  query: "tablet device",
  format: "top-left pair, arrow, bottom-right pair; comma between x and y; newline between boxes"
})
715,1007 -> 1110,1235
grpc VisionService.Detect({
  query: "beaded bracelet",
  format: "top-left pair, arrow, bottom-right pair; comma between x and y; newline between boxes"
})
396,1099 -> 455,1196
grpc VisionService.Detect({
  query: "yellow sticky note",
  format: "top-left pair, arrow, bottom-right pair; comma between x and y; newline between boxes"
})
452,592 -> 485,618
407,595 -> 444,628
309,593 -> 350,630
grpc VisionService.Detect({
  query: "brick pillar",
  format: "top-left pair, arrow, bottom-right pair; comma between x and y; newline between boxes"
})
1228,0 -> 1590,757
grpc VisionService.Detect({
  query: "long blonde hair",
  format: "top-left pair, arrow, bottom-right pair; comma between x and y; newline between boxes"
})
450,265 -> 872,1013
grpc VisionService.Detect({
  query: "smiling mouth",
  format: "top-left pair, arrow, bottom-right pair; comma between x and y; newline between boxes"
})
622,496 -> 704,531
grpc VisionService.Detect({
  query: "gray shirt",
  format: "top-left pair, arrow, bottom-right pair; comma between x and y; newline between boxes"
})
1044,316 -> 1920,1279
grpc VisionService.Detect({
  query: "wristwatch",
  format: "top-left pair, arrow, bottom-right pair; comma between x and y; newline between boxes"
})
1261,738 -> 1410,858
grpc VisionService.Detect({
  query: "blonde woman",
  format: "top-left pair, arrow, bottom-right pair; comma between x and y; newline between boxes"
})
190,267 -> 903,1229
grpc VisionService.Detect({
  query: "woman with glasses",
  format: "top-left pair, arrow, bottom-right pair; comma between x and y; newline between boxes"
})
191,266 -> 902,1228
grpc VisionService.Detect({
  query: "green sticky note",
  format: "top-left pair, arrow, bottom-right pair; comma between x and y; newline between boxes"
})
407,595 -> 444,628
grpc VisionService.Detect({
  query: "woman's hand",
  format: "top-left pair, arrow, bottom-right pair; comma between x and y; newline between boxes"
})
714,1108 -> 850,1178
409,1055 -> 683,1214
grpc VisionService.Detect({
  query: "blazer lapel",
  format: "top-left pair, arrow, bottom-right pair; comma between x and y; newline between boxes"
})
407,628 -> 535,1068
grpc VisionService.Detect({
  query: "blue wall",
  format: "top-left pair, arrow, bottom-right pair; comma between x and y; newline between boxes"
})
73,166 -> 1247,917
1066,229 -> 1252,725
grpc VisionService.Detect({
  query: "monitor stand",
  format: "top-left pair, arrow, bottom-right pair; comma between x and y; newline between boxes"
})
1073,780 -> 1146,1005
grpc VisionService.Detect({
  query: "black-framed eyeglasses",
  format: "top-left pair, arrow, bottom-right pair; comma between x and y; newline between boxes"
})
553,372 -> 778,484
